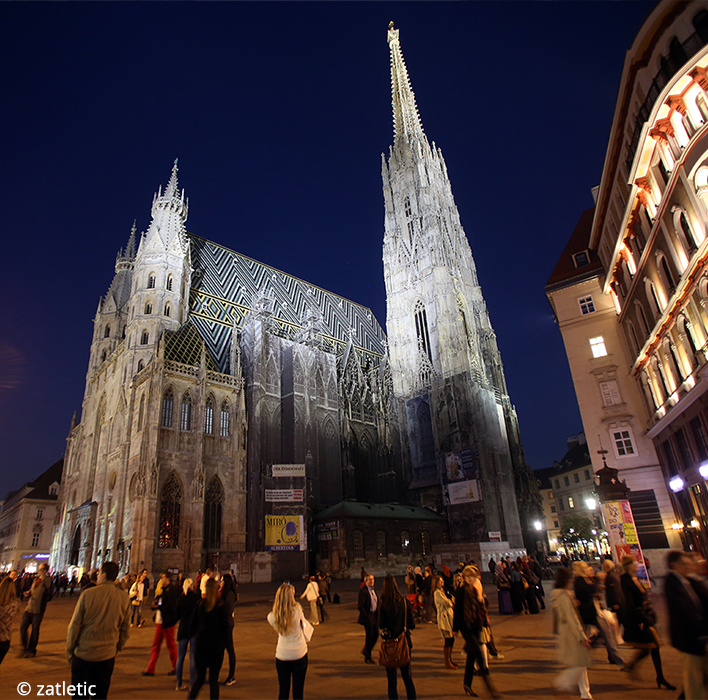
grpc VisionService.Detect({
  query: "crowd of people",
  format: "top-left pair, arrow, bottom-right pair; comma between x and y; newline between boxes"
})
1,550 -> 708,699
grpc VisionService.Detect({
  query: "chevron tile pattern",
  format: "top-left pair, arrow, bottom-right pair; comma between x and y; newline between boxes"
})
187,234 -> 387,373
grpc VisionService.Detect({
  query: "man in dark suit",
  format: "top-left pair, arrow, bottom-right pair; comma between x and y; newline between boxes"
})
358,573 -> 378,664
665,550 -> 708,699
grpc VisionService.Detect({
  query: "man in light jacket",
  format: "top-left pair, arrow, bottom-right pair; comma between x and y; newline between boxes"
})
19,562 -> 52,657
67,561 -> 130,699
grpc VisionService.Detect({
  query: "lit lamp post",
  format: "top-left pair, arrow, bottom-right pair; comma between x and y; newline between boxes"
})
533,519 -> 547,558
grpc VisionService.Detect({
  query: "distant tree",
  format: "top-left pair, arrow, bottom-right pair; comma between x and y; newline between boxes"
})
560,515 -> 594,549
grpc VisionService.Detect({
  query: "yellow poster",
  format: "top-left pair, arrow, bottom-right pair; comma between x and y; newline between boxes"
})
265,515 -> 303,551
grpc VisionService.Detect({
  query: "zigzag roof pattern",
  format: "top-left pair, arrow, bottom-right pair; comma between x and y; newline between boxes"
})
187,234 -> 387,373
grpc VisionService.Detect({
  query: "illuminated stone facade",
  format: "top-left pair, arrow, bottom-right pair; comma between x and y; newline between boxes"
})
547,0 -> 708,556
382,25 -> 538,547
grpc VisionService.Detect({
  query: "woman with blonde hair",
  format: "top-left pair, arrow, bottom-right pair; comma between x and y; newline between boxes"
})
188,578 -> 230,699
453,565 -> 501,698
0,577 -> 20,665
268,583 -> 313,700
176,577 -> 199,691
433,575 -> 458,669
619,555 -> 675,690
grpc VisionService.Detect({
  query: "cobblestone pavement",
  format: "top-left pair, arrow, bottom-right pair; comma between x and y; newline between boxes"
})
1,578 -> 684,699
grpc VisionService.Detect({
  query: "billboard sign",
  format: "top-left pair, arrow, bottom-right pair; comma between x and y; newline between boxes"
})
265,489 -> 304,502
448,479 -> 481,505
272,464 -> 306,477
265,515 -> 305,551
601,499 -> 650,586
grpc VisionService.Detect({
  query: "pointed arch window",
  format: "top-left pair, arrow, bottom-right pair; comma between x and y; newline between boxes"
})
145,302 -> 153,315
180,392 -> 192,431
220,400 -> 230,437
414,300 -> 432,362
204,395 -> 214,435
161,388 -> 174,428
158,472 -> 182,548
167,275 -> 173,291
164,303 -> 171,317
104,325 -> 111,338
101,350 -> 107,363
147,274 -> 156,289
404,196 -> 412,218
137,359 -> 144,373
203,476 -> 223,549
138,395 -> 145,430
141,330 -> 149,345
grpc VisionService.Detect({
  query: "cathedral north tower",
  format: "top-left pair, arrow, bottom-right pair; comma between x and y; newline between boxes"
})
382,24 -> 535,547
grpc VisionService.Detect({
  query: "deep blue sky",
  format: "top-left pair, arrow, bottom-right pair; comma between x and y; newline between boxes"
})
0,2 -> 655,498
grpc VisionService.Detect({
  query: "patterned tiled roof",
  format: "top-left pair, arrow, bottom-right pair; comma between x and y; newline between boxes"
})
187,234 -> 387,373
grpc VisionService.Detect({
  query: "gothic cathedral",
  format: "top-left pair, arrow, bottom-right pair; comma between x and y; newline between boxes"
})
51,25 -> 535,577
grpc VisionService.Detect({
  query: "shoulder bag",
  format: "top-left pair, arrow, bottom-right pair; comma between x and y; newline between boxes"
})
378,627 -> 410,668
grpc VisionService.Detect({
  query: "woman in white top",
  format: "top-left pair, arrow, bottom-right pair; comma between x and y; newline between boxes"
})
268,584 -> 313,700
129,572 -> 146,628
299,577 -> 320,625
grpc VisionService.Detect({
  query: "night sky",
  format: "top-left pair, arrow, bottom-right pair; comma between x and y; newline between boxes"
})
0,2 -> 656,499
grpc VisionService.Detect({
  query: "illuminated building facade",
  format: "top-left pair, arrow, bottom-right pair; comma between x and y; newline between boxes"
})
550,0 -> 708,557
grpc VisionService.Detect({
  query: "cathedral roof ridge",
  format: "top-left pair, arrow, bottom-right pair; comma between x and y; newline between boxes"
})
186,231 -> 383,320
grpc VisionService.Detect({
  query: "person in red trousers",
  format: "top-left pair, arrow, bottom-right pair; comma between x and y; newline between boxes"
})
142,572 -> 181,676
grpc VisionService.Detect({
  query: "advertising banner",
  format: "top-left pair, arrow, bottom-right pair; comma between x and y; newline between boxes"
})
448,479 -> 481,505
442,448 -> 478,485
601,499 -> 650,586
265,515 -> 305,551
272,464 -> 306,477
265,489 -> 304,502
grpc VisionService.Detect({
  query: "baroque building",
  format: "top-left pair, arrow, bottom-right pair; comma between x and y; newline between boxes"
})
547,0 -> 708,561
52,24 -> 537,579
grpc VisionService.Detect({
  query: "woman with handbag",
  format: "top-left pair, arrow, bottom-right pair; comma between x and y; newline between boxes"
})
433,575 -> 458,669
453,565 -> 501,698
268,583 -> 313,700
509,562 -> 527,615
129,572 -> 147,628
619,555 -> 675,690
378,574 -> 416,699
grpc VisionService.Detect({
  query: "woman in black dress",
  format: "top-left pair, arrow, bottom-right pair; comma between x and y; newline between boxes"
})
220,574 -> 238,686
620,555 -> 675,690
453,565 -> 501,698
378,574 -> 416,700
188,578 -> 230,699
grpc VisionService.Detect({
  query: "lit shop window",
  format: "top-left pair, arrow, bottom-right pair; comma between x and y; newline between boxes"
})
568,497 -> 575,509
590,337 -> 608,358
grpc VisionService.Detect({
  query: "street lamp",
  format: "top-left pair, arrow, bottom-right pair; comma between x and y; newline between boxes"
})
700,462 -> 708,479
533,521 -> 543,531
670,476 -> 685,492
585,497 -> 597,510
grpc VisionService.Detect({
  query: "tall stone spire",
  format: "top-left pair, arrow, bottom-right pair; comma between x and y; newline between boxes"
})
387,22 -> 425,145
145,159 -> 189,252
382,23 -> 532,548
